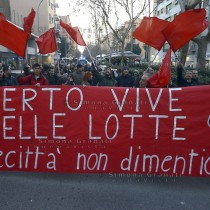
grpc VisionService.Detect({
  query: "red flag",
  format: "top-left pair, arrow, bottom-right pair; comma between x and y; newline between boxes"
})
132,17 -> 169,51
163,9 -> 208,52
147,48 -> 171,88
36,28 -> 57,54
0,19 -> 28,58
23,8 -> 36,34
60,19 -> 86,46
0,13 -> 6,20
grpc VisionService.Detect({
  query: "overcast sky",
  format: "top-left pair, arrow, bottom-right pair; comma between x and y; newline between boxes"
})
55,0 -> 90,27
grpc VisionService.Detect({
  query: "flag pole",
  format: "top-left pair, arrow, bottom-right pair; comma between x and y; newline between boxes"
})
77,28 -> 98,70
174,52 -> 186,71
85,45 -> 98,70
151,50 -> 160,65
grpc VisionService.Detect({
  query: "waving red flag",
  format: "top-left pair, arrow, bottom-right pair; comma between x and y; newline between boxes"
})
36,28 -> 57,54
23,8 -> 36,34
163,9 -> 208,52
60,19 -> 86,46
132,17 -> 169,51
0,19 -> 28,58
147,48 -> 171,88
0,13 -> 6,20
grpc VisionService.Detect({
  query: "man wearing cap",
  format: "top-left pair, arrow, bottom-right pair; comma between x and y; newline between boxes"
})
71,64 -> 85,85
17,63 -> 48,86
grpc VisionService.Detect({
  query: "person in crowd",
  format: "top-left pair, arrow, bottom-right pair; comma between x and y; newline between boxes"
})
0,68 -> 7,86
177,63 -> 196,87
3,65 -> 18,86
90,62 -> 104,86
133,70 -> 141,88
47,65 -> 60,85
82,71 -> 93,86
17,63 -> 48,86
41,64 -> 49,77
84,63 -> 92,72
98,67 -> 116,87
139,67 -> 154,88
57,76 -> 69,85
68,74 -> 75,85
71,64 -> 85,85
116,68 -> 123,78
18,64 -> 32,85
143,67 -> 154,75
192,70 -> 201,85
23,64 -> 31,77
139,73 -> 151,88
116,67 -> 134,87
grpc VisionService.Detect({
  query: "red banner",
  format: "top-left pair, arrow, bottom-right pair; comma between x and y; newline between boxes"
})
0,86 -> 210,177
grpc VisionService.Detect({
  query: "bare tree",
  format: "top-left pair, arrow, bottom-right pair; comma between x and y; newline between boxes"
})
77,0 -> 147,65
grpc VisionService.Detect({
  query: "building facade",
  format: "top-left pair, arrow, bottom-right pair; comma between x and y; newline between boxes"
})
155,0 -> 210,68
0,0 -> 58,67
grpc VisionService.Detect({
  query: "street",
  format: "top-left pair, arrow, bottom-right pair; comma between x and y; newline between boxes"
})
0,172 -> 209,210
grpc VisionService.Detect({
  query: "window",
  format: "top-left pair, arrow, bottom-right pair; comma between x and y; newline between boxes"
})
161,8 -> 163,14
49,13 -> 52,24
21,15 -> 23,25
49,0 -> 51,6
17,12 -> 19,25
175,0 -> 178,5
0,8 -> 4,13
13,10 -> 16,23
166,17 -> 171,21
166,3 -> 172,14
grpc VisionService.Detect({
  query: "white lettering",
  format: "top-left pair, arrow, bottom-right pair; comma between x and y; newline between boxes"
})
173,116 -> 186,140
111,88 -> 129,111
53,113 -> 66,139
22,88 -> 37,111
3,88 -> 16,111
169,88 -> 182,112
42,88 -> 61,110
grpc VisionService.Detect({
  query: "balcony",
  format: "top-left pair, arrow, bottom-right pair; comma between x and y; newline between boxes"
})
190,44 -> 197,52
56,38 -> 61,44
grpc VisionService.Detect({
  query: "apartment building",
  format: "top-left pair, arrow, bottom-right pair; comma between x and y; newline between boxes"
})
0,0 -> 58,66
8,0 -> 57,36
155,0 -> 210,68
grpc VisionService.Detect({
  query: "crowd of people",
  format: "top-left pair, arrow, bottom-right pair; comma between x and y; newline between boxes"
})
0,61 -> 201,88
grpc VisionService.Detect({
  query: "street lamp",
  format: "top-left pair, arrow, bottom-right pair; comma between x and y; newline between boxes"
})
37,0 -> 44,63
37,0 -> 44,35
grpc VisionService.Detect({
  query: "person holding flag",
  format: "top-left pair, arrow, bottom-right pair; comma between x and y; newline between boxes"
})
17,63 -> 48,86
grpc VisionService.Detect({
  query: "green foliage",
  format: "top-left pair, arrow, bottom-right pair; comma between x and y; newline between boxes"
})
197,69 -> 210,85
